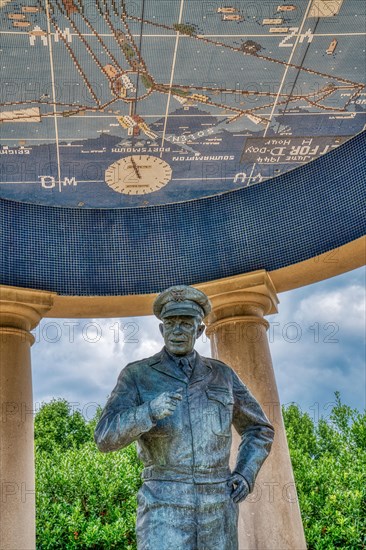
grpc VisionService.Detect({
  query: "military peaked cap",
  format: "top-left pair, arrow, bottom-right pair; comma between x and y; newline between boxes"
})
153,285 -> 212,320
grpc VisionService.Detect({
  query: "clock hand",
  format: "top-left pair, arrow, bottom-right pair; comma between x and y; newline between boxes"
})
131,156 -> 141,179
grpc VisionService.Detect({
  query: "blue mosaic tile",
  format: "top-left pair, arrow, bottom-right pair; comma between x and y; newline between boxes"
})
0,132 -> 365,296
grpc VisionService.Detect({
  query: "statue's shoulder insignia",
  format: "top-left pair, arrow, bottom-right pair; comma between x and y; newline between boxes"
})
123,356 -> 151,373
124,352 -> 162,371
206,357 -> 231,370
124,359 -> 143,369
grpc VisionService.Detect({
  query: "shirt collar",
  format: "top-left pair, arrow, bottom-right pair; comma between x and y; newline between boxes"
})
164,347 -> 196,366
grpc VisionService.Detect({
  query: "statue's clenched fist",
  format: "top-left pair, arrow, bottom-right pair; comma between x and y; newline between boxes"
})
149,390 -> 183,420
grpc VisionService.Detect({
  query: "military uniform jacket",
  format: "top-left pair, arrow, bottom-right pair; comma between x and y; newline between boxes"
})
95,349 -> 274,490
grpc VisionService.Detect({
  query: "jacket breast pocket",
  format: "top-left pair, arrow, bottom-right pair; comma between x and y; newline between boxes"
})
205,387 -> 234,437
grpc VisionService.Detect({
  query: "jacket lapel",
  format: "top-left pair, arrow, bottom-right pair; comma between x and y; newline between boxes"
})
148,349 -> 212,384
190,354 -> 212,384
148,349 -> 187,383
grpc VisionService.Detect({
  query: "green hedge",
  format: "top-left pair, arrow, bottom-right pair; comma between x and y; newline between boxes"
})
283,393 -> 366,549
35,400 -> 142,549
35,395 -> 365,548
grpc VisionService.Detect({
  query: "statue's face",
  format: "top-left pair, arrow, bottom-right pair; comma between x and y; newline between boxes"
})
159,315 -> 205,356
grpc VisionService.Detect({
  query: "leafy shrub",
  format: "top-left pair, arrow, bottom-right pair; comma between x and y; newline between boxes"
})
35,399 -> 91,453
283,393 -> 366,549
35,395 -> 365,548
35,401 -> 142,549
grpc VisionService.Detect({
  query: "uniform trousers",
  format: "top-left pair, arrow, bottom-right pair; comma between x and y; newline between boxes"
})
136,480 -> 238,550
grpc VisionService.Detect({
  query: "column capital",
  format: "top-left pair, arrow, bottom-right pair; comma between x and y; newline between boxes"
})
0,285 -> 56,333
198,271 -> 279,331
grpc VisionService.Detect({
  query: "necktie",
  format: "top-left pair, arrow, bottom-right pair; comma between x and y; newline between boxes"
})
179,357 -> 193,379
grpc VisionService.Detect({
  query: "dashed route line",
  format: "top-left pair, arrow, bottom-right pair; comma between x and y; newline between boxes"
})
37,0 -> 101,106
263,0 -> 314,137
1,0 -> 364,137
126,12 -> 362,89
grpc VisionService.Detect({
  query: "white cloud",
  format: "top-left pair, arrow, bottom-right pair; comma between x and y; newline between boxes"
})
31,268 -> 365,414
295,285 -> 365,335
268,268 -> 365,412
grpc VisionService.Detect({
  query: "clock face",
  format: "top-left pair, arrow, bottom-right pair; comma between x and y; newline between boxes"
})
105,155 -> 172,195
0,0 -> 363,209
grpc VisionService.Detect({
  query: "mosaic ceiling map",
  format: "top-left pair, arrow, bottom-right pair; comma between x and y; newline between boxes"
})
0,0 -> 365,208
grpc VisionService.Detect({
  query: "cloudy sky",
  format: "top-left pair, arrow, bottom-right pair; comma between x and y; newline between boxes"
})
31,266 -> 365,419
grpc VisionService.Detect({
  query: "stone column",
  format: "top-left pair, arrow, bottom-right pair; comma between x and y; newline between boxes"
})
0,286 -> 55,550
204,272 -> 306,550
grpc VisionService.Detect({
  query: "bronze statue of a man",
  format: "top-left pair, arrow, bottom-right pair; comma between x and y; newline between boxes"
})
95,285 -> 274,549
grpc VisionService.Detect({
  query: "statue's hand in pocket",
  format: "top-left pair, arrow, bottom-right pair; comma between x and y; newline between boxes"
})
227,473 -> 250,503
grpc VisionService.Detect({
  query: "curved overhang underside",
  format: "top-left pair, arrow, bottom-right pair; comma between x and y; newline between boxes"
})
1,131 -> 365,316
37,236 -> 366,318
